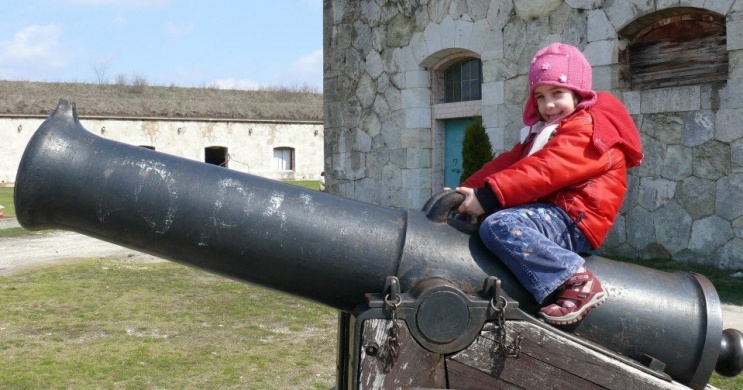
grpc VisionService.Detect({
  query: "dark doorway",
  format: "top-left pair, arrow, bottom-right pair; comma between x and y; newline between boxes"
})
205,146 -> 228,168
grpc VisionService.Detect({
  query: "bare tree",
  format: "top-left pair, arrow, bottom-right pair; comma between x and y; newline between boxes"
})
130,73 -> 150,93
114,73 -> 128,86
90,58 -> 112,84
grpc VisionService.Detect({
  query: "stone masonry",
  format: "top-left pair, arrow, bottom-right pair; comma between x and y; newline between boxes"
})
324,0 -> 743,270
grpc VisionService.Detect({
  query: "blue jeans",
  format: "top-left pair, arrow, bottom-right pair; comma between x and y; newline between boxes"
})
479,204 -> 590,304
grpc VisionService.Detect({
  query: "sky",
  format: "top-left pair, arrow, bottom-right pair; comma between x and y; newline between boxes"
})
0,0 -> 323,91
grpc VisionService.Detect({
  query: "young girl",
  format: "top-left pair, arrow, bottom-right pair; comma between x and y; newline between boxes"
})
456,42 -> 643,325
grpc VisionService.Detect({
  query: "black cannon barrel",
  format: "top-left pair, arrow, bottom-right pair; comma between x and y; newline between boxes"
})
15,101 -> 406,310
14,100 -> 531,311
13,100 -> 743,388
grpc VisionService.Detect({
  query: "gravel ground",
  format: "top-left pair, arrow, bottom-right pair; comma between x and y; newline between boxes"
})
1,217 -> 742,331
0,227 -> 164,275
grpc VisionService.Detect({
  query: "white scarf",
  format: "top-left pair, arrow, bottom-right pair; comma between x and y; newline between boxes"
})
520,122 -> 558,156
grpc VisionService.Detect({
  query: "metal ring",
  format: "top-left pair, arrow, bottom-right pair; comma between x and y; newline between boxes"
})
490,295 -> 507,312
384,293 -> 401,308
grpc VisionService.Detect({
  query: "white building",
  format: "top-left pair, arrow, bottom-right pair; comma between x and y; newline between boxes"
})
2,86 -> 324,185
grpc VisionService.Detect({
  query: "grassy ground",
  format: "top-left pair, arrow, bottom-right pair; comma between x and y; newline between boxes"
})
1,180 -> 338,389
0,227 -> 27,238
712,370 -> 741,388
0,187 -> 13,218
0,260 -> 337,390
287,180 -> 319,191
0,80 -> 322,121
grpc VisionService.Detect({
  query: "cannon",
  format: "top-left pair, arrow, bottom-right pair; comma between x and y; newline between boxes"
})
13,100 -> 743,389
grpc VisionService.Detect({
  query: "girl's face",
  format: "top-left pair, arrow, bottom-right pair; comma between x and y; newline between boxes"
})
534,84 -> 579,123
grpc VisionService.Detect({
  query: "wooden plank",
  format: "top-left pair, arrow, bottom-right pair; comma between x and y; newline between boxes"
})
446,359 -> 525,390
449,325 -> 602,389
357,318 -> 446,390
449,321 -> 691,390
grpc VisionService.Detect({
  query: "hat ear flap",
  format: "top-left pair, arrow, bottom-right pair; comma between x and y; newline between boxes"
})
523,94 -> 541,126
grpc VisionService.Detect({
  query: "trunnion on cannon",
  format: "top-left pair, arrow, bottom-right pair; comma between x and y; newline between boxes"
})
13,100 -> 743,389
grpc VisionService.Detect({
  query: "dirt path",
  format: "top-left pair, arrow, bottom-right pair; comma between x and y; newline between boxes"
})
1,220 -> 742,331
0,227 -> 163,275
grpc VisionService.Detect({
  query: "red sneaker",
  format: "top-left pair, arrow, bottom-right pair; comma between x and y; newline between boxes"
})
539,268 -> 607,325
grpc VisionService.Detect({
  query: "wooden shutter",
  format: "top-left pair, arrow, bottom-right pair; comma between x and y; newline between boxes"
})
627,12 -> 727,90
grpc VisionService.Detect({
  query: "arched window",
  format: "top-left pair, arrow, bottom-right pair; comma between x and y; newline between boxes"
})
621,8 -> 727,90
273,147 -> 294,171
443,58 -> 482,102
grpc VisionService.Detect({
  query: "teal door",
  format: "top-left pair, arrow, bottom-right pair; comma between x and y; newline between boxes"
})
444,118 -> 473,189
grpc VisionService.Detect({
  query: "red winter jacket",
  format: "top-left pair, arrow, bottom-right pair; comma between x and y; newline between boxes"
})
461,108 -> 627,249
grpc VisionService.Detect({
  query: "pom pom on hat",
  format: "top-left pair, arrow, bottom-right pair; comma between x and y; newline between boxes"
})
523,43 -> 597,126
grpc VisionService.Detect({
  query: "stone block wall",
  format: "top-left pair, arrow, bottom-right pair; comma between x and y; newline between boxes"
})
324,0 -> 743,270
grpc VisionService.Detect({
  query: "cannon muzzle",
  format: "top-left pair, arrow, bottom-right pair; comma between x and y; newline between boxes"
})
13,100 -> 743,389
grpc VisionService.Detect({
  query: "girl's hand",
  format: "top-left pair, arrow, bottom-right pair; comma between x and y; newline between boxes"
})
455,186 -> 485,217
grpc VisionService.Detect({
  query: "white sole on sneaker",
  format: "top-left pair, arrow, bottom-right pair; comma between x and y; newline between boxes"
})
540,290 -> 608,325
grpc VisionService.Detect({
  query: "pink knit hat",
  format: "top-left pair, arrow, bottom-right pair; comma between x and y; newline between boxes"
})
523,43 -> 597,126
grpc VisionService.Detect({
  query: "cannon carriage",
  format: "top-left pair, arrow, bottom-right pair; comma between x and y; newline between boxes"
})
14,100 -> 743,389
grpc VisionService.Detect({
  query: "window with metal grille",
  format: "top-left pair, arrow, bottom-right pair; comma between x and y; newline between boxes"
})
622,9 -> 727,90
273,147 -> 294,171
444,58 -> 482,102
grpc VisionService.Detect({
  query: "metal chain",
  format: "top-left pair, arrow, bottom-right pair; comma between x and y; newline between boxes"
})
490,296 -> 522,358
384,294 -> 401,372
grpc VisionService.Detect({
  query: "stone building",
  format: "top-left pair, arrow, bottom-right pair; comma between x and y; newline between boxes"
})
323,0 -> 743,270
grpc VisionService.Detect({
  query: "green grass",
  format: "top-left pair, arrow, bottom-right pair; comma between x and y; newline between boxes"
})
285,179 -> 321,191
712,371 -> 742,389
0,260 -> 337,390
0,180 -> 336,389
0,187 -> 13,218
0,227 -> 29,238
